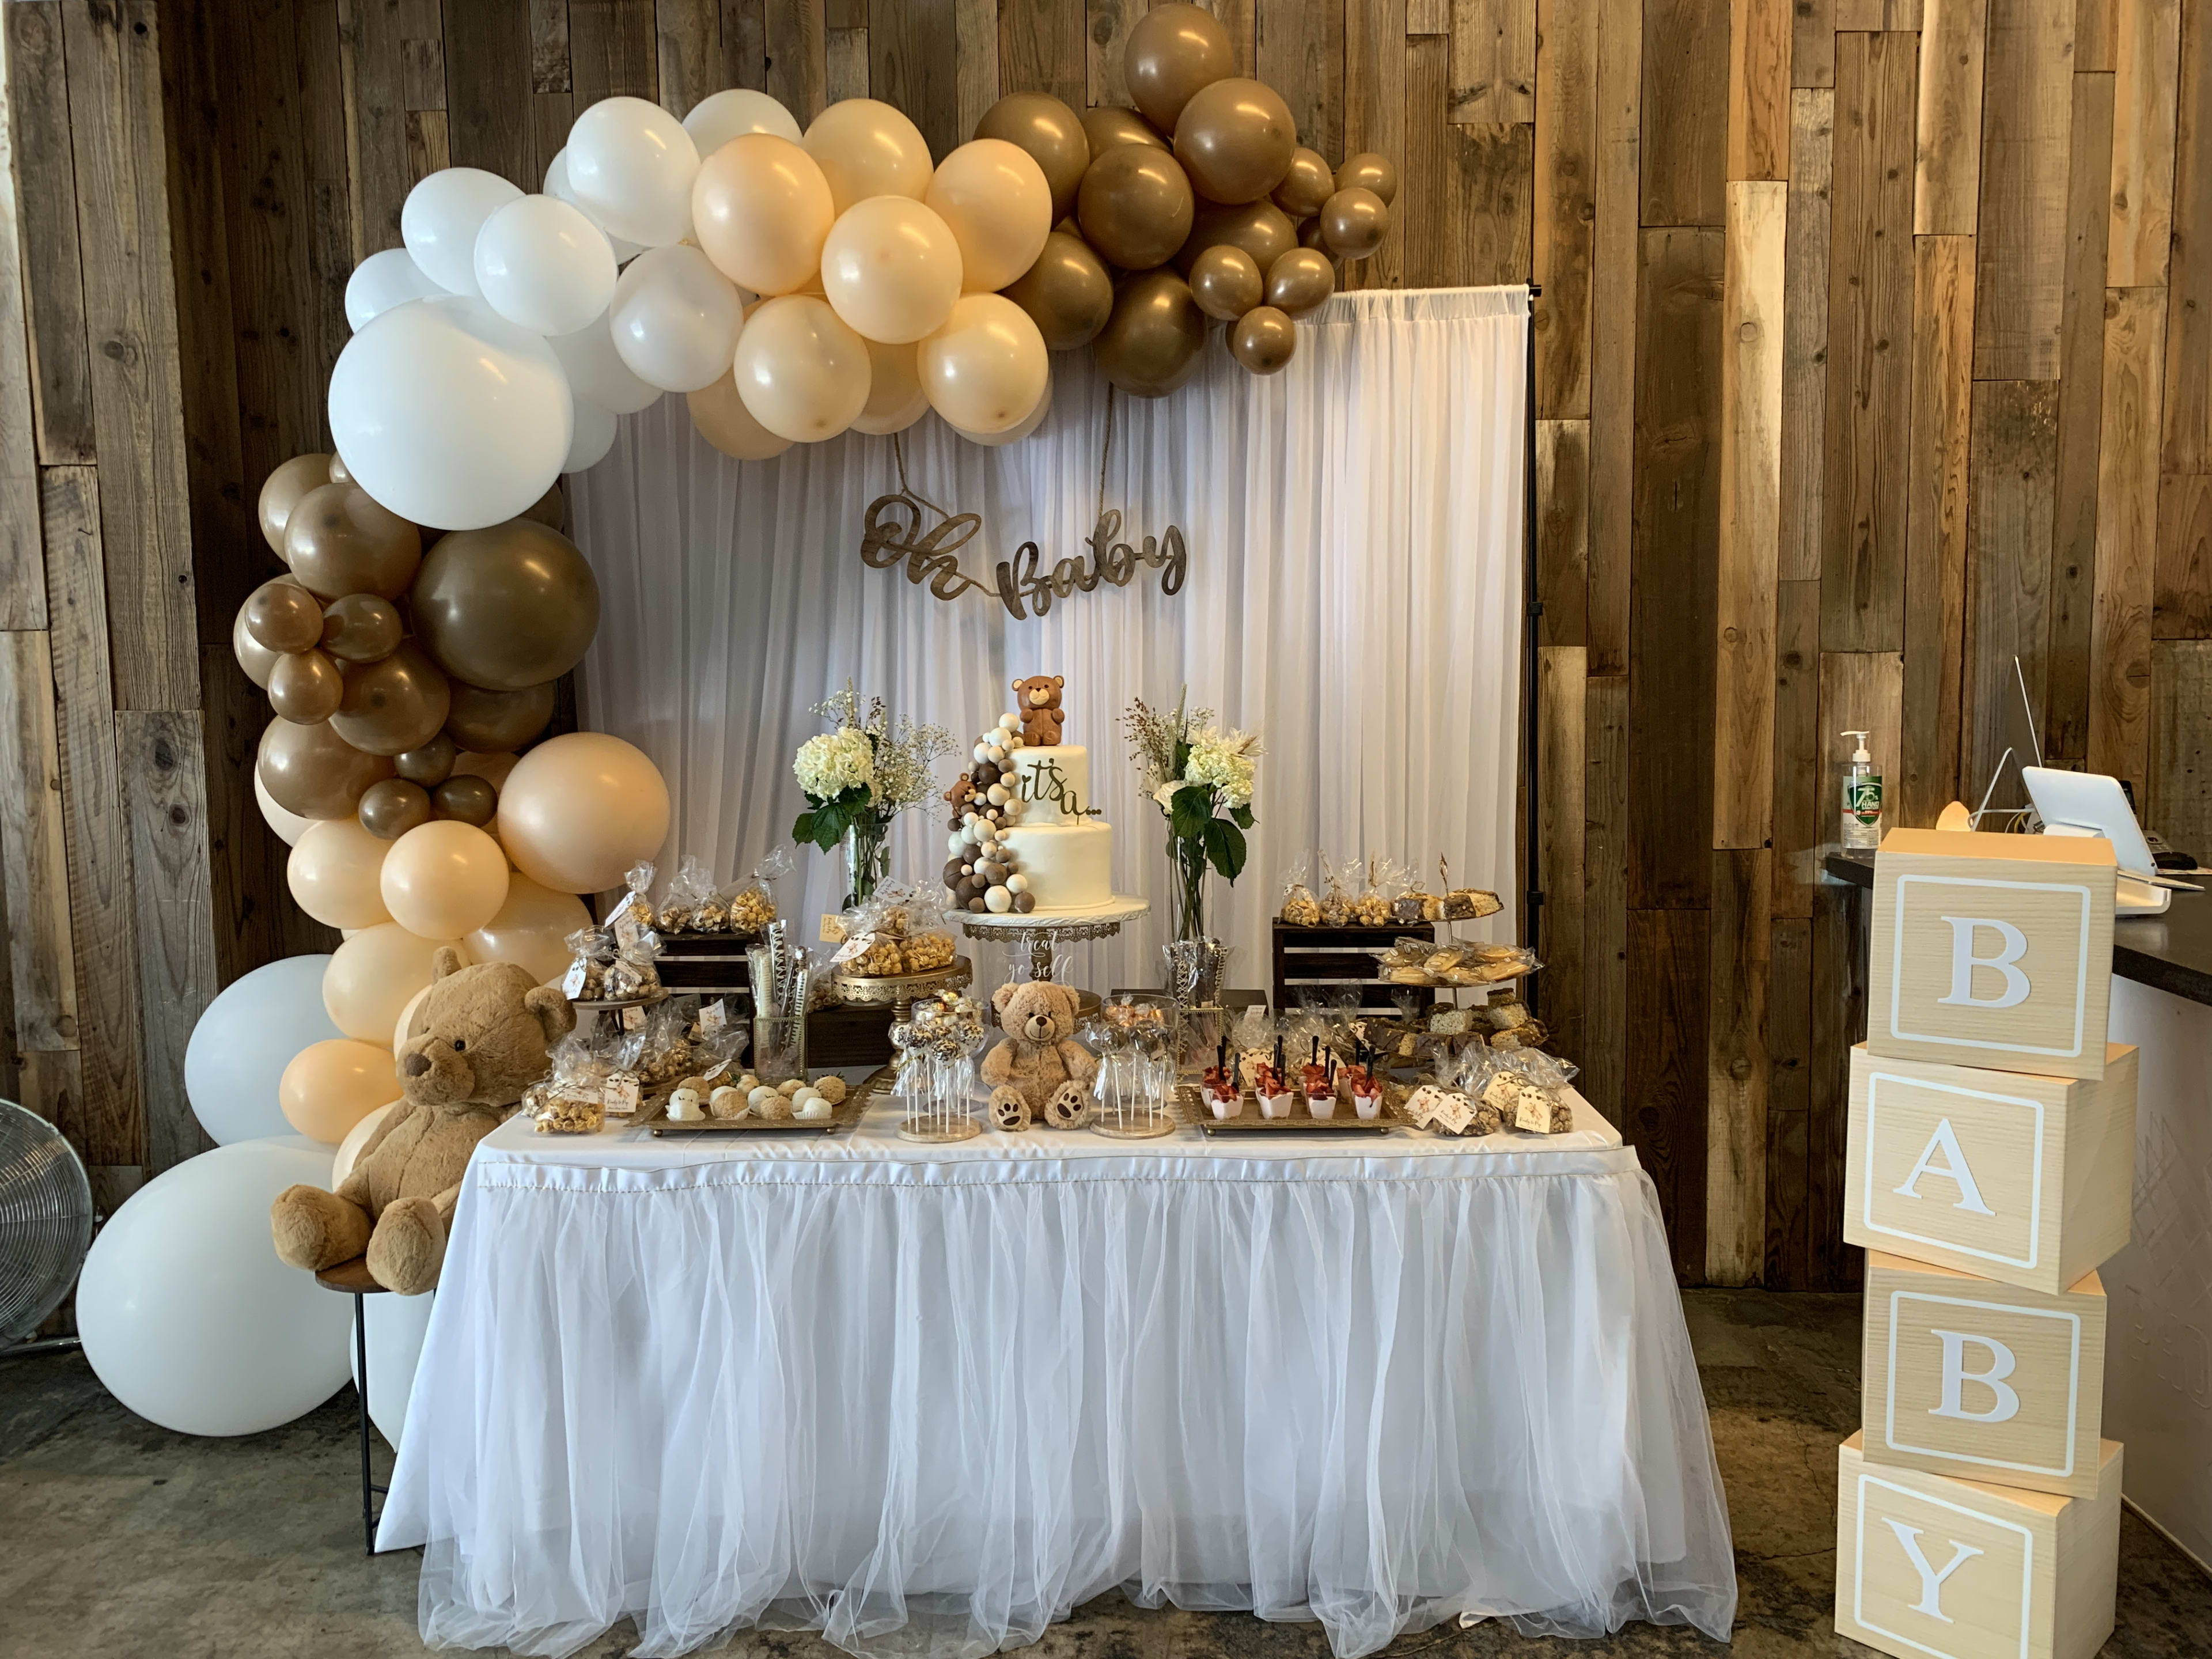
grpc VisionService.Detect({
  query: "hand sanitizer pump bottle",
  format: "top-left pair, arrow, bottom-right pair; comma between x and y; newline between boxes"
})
1840,730 -> 1882,850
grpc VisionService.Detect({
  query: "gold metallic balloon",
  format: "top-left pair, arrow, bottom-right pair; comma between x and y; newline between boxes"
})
1176,198 -> 1296,277
1124,2 -> 1234,132
445,679 -> 556,753
1273,147 -> 1335,218
394,732 -> 459,788
268,647 -> 345,724
1229,304 -> 1297,374
975,93 -> 1092,223
1335,151 -> 1400,206
257,453 -> 332,557
1002,232 -> 1115,350
1300,213 -> 1332,252
1077,146 -> 1195,272
1080,106 -> 1171,161
1189,245 -> 1263,321
1320,186 -> 1389,260
357,777 -> 433,840
258,716 -> 395,820
1091,268 -> 1208,398
522,482 -> 566,529
1265,247 -> 1336,317
319,593 -> 404,664
233,599 -> 282,688
331,641 -> 452,757
1172,78 -> 1297,206
244,578 -> 324,654
431,774 -> 498,828
283,482 -> 425,601
410,518 -> 601,692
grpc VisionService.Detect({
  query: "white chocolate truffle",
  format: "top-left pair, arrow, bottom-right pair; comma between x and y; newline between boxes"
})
747,1085 -> 778,1110
1006,873 -> 1030,895
668,1087 -> 705,1122
986,784 -> 1009,806
984,885 -> 1013,913
795,1096 -> 833,1120
999,712 -> 1019,730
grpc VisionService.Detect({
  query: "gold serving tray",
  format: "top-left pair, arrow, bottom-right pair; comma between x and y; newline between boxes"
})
643,1065 -> 890,1137
1173,1084 -> 1405,1135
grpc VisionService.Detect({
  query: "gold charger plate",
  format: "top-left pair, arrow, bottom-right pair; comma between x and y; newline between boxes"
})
1172,1084 -> 1404,1135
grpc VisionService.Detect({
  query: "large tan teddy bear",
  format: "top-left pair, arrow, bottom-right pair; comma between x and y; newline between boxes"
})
980,979 -> 1096,1130
271,949 -> 574,1294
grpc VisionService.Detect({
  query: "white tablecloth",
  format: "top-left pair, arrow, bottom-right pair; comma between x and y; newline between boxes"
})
380,1090 -> 1736,1658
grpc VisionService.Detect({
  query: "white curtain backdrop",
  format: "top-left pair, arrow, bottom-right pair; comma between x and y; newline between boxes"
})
567,287 -> 1527,991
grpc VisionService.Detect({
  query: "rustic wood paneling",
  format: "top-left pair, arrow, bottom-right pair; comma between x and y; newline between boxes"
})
1779,88 -> 1832,585
1537,645 -> 1587,1067
1534,0 -> 1596,416
1706,845 -> 1770,1286
570,0 -> 658,102
0,630 -> 75,1054
999,0 -> 1083,114
1808,873 -> 1863,1290
118,709 -> 214,1175
1726,0 -> 1790,183
1899,234 -> 1975,828
1585,0 -> 1641,676
1582,673 -> 1628,1122
1974,0 -> 2078,381
2149,637 -> 2212,858
7,3 -> 94,471
870,0 -> 959,160
1449,0 -> 1533,126
1965,379 -> 2062,795
1764,913 -> 1812,1288
1772,577 -> 1823,918
2157,470 -> 2212,638
1257,0 -> 1344,164
0,18 -> 44,634
2088,285 -> 2168,789
445,0 -> 539,186
1343,0 -> 1407,288
1537,418 -> 1590,644
2162,0 -> 2212,474
2108,0 -> 2179,288
342,0 -> 415,254
1794,0 -> 1835,90
1637,0 -> 1727,226
1625,904 -> 1710,1281
1915,0 -> 1987,233
764,0 -> 826,123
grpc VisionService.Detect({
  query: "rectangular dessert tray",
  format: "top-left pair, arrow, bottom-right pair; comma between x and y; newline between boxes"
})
642,1065 -> 889,1136
1173,1084 -> 1406,1135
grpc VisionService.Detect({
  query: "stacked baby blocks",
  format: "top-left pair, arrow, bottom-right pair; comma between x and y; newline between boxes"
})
1836,830 -> 2133,1659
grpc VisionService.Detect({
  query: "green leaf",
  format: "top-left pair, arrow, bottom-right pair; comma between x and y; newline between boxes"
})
1169,785 -> 1212,841
1172,738 -> 1191,780
791,808 -> 818,846
833,783 -> 873,813
1229,804 -> 1254,831
1203,817 -> 1248,882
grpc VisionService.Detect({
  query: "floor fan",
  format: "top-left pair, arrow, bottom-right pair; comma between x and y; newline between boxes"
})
0,1100 -> 93,1356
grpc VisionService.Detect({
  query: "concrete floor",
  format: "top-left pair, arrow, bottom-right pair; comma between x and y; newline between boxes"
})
1,1290 -> 2205,1658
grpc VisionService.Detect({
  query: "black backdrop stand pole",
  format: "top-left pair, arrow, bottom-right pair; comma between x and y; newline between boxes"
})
1521,282 -> 1543,1016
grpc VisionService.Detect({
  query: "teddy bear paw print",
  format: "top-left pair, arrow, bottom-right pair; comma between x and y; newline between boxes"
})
988,1085 -> 1032,1131
1042,1081 -> 1089,1130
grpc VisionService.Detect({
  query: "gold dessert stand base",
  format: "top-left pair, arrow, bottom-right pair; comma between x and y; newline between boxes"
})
828,956 -> 973,1025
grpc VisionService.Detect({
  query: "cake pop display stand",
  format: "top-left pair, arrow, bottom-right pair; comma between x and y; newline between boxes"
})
957,896 -> 1149,983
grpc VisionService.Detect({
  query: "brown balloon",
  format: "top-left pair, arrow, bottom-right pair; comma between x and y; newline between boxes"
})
1230,305 -> 1297,375
1190,245 -> 1263,321
1124,2 -> 1234,131
244,578 -> 324,654
394,732 -> 459,788
1092,268 -> 1209,398
411,518 -> 601,693
521,482 -> 566,531
1273,147 -> 1335,218
1077,146 -> 1196,272
1299,213 -> 1332,252
1335,151 -> 1400,206
1080,106 -> 1171,162
258,716 -> 395,820
1266,247 -> 1336,317
331,641 -> 452,757
1176,198 -> 1296,278
431,774 -> 498,828
257,453 -> 332,558
267,648 -> 345,724
1002,231 -> 1115,350
1320,187 -> 1389,260
445,679 -> 556,753
327,452 -> 353,485
358,777 -> 433,841
1173,78 -> 1297,207
283,483 -> 424,601
233,600 -> 282,689
976,93 -> 1092,223
319,593 -> 404,664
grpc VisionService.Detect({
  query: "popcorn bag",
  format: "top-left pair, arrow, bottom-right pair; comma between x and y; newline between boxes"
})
558,926 -> 615,1001
1317,854 -> 1353,927
831,882 -> 956,978
529,1033 -> 613,1134
717,847 -> 792,936
657,854 -> 721,934
1278,858 -> 1321,926
602,927 -> 665,1002
1350,857 -> 1405,926
605,860 -> 659,934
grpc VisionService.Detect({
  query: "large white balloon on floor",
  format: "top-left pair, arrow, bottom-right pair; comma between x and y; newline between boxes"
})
353,1289 -> 435,1452
472,194 -> 618,336
344,247 -> 445,330
400,167 -> 523,297
329,296 -> 574,531
183,956 -> 343,1145
565,96 -> 700,248
77,1139 -> 353,1437
334,1100 -> 398,1187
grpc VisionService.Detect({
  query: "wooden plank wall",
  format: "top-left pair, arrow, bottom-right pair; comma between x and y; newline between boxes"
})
1,0 -> 2201,1291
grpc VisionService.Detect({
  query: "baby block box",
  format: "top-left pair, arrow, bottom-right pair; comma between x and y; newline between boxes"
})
1844,1044 -> 2137,1295
1868,830 -> 2116,1081
1836,1433 -> 2121,1659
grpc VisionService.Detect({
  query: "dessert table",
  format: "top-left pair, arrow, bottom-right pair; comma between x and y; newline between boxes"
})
378,1087 -> 1737,1658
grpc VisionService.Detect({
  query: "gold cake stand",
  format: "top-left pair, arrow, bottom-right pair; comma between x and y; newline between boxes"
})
827,955 -> 973,1024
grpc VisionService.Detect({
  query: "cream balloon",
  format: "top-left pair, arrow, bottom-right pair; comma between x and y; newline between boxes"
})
323,925 -> 468,1044
549,309 -> 661,414
401,168 -> 523,297
279,1039 -> 402,1145
819,196 -> 963,344
926,140 -> 1054,293
692,134 -> 836,297
608,245 -> 744,393
256,769 -> 317,847
378,820 -> 512,939
542,147 -> 643,262
950,366 -> 1052,446
732,294 -> 872,443
344,247 -> 445,330
333,1101 -> 397,1187
287,817 -> 394,930
472,194 -> 618,336
852,338 -> 929,435
465,873 -> 592,984
497,733 -> 671,895
803,99 -> 933,213
918,294 -> 1049,435
564,399 -> 618,472
683,88 -> 803,154
688,368 -> 796,460
563,96 -> 701,247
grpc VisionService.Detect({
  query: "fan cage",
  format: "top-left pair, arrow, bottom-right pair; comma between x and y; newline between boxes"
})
0,1100 -> 94,1345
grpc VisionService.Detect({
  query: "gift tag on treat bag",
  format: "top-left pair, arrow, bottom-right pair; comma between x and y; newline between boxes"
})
699,999 -> 728,1034
622,1002 -> 649,1032
601,1075 -> 642,1116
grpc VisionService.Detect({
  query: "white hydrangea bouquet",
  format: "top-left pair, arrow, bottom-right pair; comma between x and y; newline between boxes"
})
793,685 -> 955,907
1124,691 -> 1260,941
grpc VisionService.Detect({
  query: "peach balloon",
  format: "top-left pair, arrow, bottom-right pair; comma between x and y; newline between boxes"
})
820,196 -> 964,343
692,134 -> 836,297
256,768 -> 316,847
803,98 -> 933,213
950,367 -> 1052,446
688,368 -> 796,460
279,1038 -> 402,1145
732,294 -> 872,443
379,820 -> 512,939
324,925 -> 468,1044
465,873 -> 592,984
334,1101 -> 398,1185
852,338 -> 929,435
287,817 -> 394,930
926,139 -> 1053,293
919,294 -> 1050,435
497,732 -> 671,895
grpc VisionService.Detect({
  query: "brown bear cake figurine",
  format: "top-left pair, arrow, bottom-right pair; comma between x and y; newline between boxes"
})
1012,673 -> 1065,746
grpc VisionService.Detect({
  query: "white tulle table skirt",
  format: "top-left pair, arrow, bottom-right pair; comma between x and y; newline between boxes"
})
379,1102 -> 1736,1657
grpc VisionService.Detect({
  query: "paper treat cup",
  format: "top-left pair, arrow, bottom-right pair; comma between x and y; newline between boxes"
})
1353,1092 -> 1381,1120
1260,1092 -> 1294,1119
1206,1091 -> 1237,1120
1306,1094 -> 1335,1120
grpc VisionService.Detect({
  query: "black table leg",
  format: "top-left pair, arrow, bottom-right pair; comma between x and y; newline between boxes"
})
353,1291 -> 387,1554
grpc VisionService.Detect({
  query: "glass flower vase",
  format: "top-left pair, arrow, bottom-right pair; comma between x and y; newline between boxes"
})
843,818 -> 891,910
1165,830 -> 1209,942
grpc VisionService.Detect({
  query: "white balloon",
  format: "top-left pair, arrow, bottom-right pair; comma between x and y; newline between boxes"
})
333,1100 -> 396,1187
543,148 -> 643,263
77,1139 -> 353,1437
566,96 -> 700,247
565,399 -> 618,471
344,248 -> 445,331
683,88 -> 804,155
255,767 -> 316,846
329,296 -> 574,531
609,245 -> 743,393
473,194 -> 618,336
549,309 -> 661,414
184,956 -> 343,1145
400,167 -> 524,297
351,1286 -> 435,1451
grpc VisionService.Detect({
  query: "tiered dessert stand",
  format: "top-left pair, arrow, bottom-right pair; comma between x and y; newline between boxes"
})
957,896 -> 1149,983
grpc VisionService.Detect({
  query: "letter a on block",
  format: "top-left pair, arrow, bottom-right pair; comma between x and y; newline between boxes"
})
1881,1518 -> 1984,1622
1929,1329 -> 2022,1423
1892,1118 -> 1998,1215
1937,916 -> 2032,1008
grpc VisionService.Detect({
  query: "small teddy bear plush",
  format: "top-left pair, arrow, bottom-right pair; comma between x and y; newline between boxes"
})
270,949 -> 575,1294
1011,675 -> 1065,747
980,979 -> 1096,1128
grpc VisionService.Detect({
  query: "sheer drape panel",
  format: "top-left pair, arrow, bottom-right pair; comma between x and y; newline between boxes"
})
567,289 -> 1527,985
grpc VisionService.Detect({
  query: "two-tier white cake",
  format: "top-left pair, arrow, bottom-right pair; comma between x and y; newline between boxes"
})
999,744 -> 1113,911
942,690 -> 1118,917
